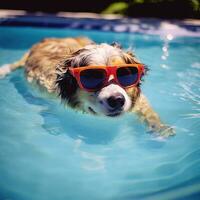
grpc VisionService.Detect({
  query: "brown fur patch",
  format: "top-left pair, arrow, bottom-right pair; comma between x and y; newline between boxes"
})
25,37 -> 93,93
126,87 -> 140,108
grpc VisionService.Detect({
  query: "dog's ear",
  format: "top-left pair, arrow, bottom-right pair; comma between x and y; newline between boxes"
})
111,42 -> 122,49
122,51 -> 149,85
122,51 -> 141,64
123,51 -> 149,72
112,43 -> 149,72
56,57 -> 78,107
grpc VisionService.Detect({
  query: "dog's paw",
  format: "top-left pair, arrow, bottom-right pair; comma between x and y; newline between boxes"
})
0,64 -> 11,78
158,124 -> 175,137
148,123 -> 175,137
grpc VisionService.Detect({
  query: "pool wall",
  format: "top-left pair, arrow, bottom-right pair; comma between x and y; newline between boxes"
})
0,9 -> 200,37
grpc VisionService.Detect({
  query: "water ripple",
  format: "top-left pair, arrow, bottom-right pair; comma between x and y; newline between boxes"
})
117,148 -> 200,198
178,67 -> 200,120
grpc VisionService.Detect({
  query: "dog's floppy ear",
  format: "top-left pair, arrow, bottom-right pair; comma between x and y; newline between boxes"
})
111,42 -> 150,73
122,50 -> 141,64
56,57 -> 78,107
111,42 -> 122,49
123,51 -> 149,72
122,51 -> 149,85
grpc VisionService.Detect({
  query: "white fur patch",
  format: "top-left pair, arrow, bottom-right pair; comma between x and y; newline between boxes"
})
71,43 -> 124,67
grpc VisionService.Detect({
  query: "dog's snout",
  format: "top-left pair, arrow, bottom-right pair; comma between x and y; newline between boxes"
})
97,83 -> 132,115
107,94 -> 125,109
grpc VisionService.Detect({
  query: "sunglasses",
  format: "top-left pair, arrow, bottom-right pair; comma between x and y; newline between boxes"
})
68,64 -> 145,92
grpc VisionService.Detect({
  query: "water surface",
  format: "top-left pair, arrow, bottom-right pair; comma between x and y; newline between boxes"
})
0,27 -> 200,200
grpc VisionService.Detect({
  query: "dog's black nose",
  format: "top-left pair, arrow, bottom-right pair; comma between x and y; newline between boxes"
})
107,94 -> 125,109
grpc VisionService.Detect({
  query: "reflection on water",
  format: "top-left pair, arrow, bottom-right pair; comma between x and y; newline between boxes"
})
0,27 -> 200,200
160,34 -> 173,69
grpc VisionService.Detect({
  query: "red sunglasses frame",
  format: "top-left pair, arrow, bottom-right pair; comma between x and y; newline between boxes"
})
68,64 -> 145,92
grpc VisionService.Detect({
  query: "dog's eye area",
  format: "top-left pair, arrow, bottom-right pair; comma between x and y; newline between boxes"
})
116,67 -> 139,87
80,69 -> 106,90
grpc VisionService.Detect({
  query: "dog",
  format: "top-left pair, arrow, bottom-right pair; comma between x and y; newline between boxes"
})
0,36 -> 174,137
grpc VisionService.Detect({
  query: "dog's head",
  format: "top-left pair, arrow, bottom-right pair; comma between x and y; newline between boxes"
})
56,43 -> 147,117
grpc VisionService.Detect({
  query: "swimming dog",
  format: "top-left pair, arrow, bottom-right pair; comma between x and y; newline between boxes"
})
0,36 -> 174,137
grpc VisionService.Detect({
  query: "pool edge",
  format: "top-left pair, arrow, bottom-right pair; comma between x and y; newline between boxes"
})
0,9 -> 200,37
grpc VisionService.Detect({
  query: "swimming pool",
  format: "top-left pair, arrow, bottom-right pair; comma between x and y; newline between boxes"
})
0,21 -> 200,200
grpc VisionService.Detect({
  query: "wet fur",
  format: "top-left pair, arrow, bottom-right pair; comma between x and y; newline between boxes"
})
1,36 -> 174,137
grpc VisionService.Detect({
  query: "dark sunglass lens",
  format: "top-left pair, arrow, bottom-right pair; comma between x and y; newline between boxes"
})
117,67 -> 138,87
80,69 -> 106,90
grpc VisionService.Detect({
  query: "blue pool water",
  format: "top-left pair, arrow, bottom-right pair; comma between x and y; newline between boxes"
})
0,26 -> 200,200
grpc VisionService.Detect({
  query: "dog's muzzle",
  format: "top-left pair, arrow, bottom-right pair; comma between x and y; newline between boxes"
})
96,84 -> 131,117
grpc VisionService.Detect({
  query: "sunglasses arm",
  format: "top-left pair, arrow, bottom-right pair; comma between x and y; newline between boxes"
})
68,67 -> 77,77
139,64 -> 145,74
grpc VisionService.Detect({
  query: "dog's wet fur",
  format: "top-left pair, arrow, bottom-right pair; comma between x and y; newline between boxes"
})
0,36 -> 174,137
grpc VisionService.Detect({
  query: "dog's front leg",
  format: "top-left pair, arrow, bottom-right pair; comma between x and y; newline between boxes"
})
132,94 -> 175,137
